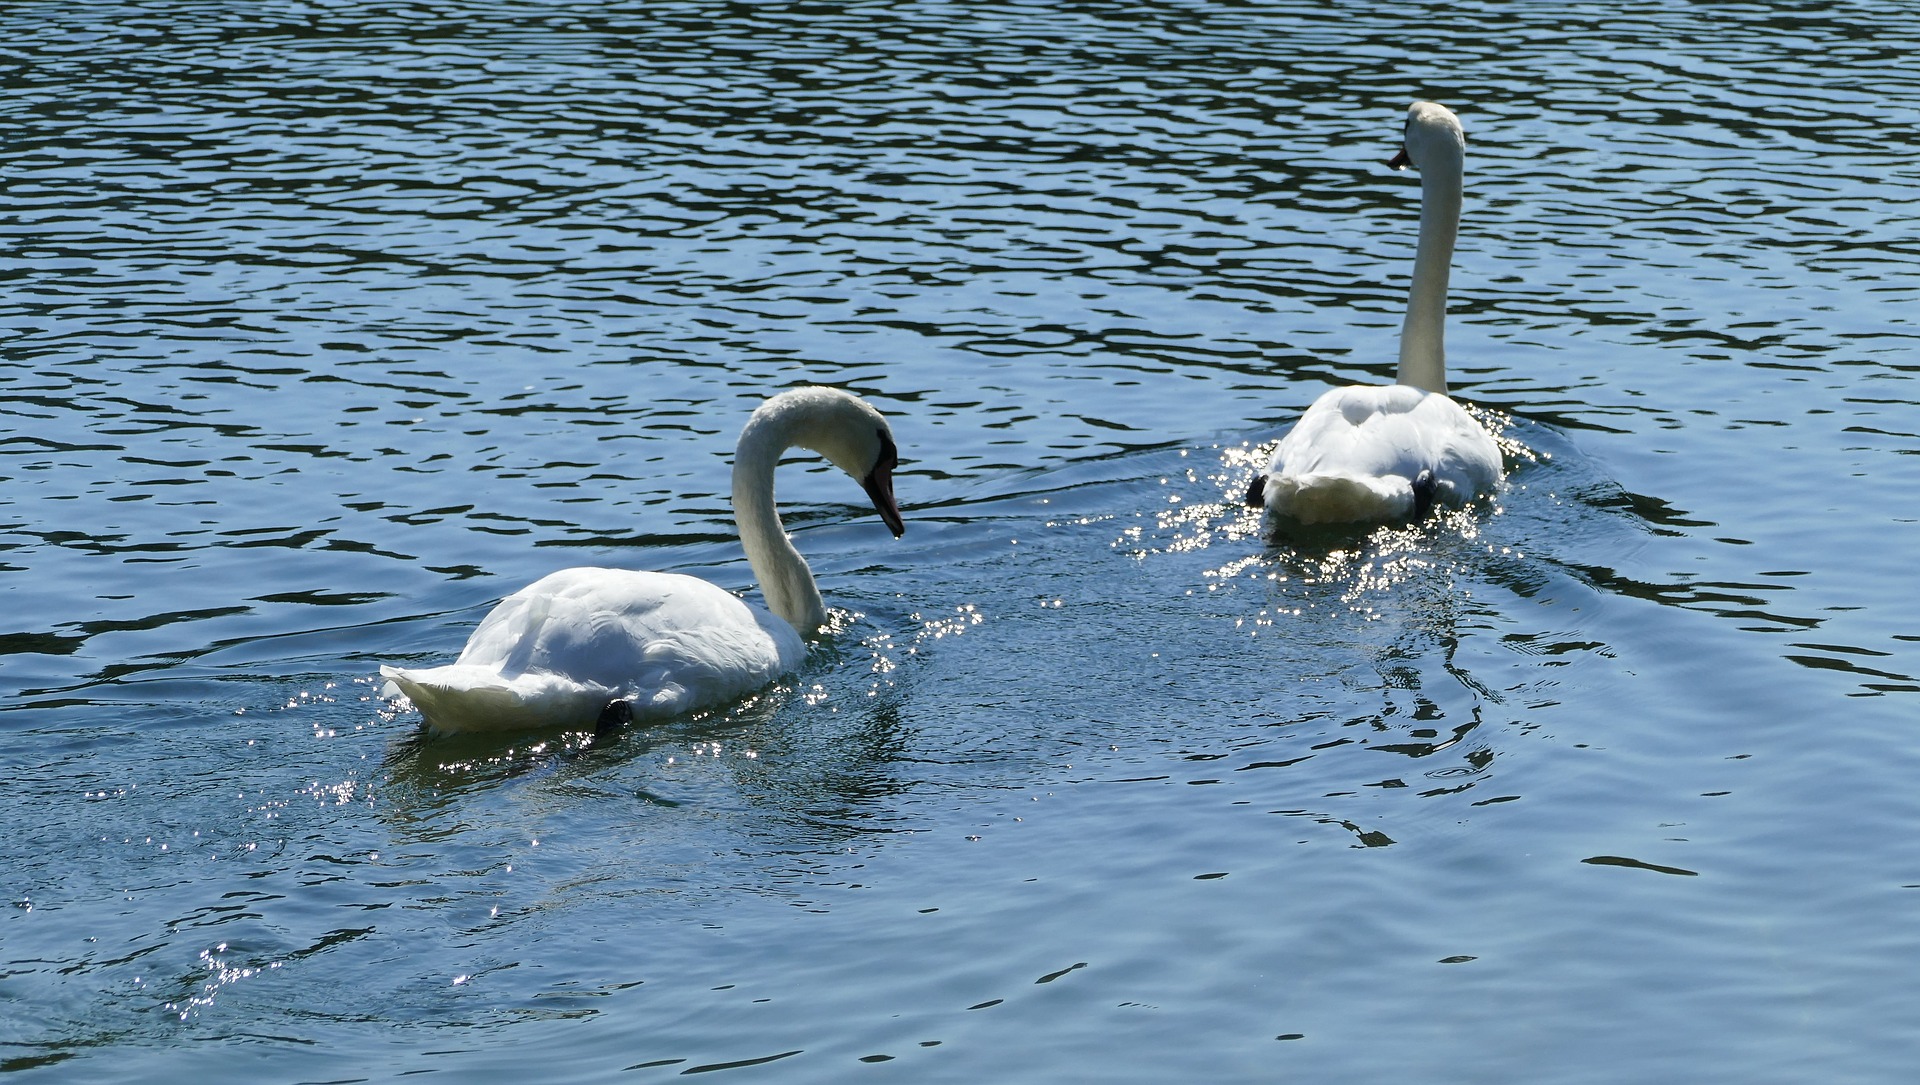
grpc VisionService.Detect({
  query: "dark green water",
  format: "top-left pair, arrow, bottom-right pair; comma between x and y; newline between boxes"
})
4,1 -> 1918,1079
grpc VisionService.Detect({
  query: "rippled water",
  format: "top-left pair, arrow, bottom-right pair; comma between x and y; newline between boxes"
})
5,0 -> 1920,1080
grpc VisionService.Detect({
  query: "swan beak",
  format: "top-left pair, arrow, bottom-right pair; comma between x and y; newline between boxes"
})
1387,147 -> 1411,170
862,463 -> 906,538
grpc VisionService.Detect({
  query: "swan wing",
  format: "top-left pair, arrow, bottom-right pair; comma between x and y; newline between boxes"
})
1263,385 -> 1501,524
1409,391 -> 1503,500
388,567 -> 807,734
379,663 -> 617,733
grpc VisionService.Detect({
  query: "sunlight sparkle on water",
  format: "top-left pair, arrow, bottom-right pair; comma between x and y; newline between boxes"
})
6,1 -> 1918,1077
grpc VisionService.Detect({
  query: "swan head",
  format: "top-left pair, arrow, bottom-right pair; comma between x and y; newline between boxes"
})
748,386 -> 906,537
1387,101 -> 1465,172
847,424 -> 905,539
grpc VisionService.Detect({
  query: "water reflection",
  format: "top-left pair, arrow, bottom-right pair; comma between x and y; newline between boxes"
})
1050,417 -> 1707,840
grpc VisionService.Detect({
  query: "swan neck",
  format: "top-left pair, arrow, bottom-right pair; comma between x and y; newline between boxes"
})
732,418 -> 827,635
1396,146 -> 1462,396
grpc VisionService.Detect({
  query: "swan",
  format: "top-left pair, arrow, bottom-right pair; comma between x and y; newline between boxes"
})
380,386 -> 906,735
1246,101 -> 1503,526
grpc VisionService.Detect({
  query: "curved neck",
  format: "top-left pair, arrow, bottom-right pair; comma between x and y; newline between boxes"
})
1395,143 -> 1462,396
732,414 -> 827,635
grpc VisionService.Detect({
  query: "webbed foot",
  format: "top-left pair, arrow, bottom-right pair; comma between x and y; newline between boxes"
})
1410,469 -> 1437,519
595,698 -> 634,741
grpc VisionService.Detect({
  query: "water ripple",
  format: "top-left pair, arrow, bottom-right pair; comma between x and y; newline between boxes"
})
6,0 -> 1920,1077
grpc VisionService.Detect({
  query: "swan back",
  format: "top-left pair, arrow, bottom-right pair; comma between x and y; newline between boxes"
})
1259,384 -> 1499,525
381,566 -> 808,732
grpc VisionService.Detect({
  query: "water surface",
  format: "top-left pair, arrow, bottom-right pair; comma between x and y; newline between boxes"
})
4,1 -> 1920,1080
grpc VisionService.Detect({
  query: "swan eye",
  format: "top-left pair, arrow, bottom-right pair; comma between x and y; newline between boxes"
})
875,427 -> 898,470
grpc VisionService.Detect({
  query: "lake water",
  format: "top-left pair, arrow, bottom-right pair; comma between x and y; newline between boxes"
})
5,0 -> 1919,1080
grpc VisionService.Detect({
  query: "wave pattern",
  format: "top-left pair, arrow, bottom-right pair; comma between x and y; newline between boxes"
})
3,0 -> 1919,1079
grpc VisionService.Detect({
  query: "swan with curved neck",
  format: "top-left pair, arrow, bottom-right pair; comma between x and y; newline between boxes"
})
1246,101 -> 1502,526
381,386 -> 905,735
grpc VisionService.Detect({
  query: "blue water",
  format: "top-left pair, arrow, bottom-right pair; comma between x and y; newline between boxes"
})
5,0 -> 1920,1080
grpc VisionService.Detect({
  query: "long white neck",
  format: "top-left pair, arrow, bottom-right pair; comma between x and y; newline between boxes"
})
731,413 -> 827,635
1395,138 -> 1462,396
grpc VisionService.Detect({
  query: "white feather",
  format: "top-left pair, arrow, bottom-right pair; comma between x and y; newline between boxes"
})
1260,384 -> 1500,525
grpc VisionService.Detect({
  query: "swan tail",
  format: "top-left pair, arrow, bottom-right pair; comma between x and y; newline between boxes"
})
1260,472 -> 1416,526
380,663 -> 616,735
380,662 -> 701,734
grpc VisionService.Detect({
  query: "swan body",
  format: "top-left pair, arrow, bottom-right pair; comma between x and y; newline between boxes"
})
1255,383 -> 1500,524
381,386 -> 905,735
1249,101 -> 1503,526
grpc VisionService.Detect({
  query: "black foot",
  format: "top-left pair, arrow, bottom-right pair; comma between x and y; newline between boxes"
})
595,698 -> 633,741
1244,474 -> 1268,509
1410,470 -> 1437,519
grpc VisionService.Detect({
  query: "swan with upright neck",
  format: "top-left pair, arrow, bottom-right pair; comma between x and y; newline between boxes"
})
1246,101 -> 1502,526
381,386 -> 905,735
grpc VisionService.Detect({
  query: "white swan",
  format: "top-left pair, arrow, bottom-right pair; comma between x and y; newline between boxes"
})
1247,101 -> 1503,526
380,386 -> 905,735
